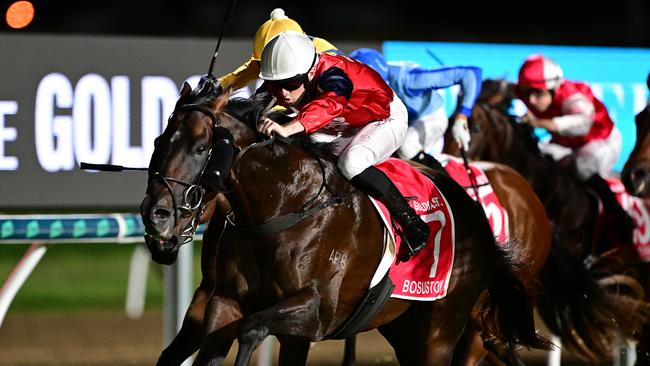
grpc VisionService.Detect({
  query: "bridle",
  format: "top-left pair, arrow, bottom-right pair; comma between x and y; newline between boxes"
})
147,102 -> 225,245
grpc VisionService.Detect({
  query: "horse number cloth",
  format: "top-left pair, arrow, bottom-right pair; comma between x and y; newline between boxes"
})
370,158 -> 455,301
442,155 -> 510,243
605,177 -> 650,261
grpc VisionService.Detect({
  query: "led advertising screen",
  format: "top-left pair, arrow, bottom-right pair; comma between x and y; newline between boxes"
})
0,35 -> 377,209
384,41 -> 650,171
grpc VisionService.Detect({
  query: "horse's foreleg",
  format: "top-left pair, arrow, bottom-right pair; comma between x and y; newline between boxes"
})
234,288 -> 322,366
192,295 -> 243,366
277,336 -> 311,365
156,286 -> 210,366
342,336 -> 358,366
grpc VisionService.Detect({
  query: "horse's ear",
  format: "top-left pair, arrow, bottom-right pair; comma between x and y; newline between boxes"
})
180,81 -> 192,98
175,81 -> 193,107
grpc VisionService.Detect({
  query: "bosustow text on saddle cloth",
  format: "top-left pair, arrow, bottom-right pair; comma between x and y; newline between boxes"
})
371,158 -> 455,301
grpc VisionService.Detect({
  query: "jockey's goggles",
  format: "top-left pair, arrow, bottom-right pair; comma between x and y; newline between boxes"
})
516,85 -> 546,99
274,74 -> 309,91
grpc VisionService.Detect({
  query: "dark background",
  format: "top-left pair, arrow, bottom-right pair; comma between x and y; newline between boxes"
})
2,0 -> 649,47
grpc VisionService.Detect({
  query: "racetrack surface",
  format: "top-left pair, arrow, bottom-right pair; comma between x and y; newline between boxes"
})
0,311 -> 604,365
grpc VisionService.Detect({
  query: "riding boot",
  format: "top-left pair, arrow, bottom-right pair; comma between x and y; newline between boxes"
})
585,173 -> 636,240
350,166 -> 430,261
411,151 -> 449,176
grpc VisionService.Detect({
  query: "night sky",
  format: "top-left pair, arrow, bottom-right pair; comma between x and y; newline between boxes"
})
1,0 -> 649,47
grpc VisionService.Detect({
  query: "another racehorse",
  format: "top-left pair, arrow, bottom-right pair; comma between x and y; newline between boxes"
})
447,78 -> 650,362
140,79 -> 547,365
622,73 -> 650,198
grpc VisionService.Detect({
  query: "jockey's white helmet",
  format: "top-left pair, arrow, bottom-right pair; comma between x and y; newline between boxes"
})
259,31 -> 317,81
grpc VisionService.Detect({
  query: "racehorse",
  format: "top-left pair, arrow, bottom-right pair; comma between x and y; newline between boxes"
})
140,79 -> 548,365
622,74 -> 650,198
447,78 -> 650,362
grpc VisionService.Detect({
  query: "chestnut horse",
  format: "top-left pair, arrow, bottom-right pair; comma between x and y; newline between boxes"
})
140,79 -> 547,365
447,78 -> 650,362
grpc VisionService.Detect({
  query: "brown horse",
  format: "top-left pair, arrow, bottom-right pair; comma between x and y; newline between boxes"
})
446,162 -> 553,365
622,74 -> 650,198
448,78 -> 650,362
140,79 -> 548,365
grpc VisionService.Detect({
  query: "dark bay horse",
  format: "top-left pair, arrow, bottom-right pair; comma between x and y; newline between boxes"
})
447,78 -> 650,362
622,74 -> 650,198
140,79 -> 547,365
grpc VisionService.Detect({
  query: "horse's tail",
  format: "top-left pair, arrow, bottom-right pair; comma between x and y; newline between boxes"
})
535,227 -> 650,362
479,238 -> 551,353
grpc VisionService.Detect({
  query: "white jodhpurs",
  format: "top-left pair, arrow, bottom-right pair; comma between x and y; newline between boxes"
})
396,107 -> 449,160
309,94 -> 409,179
540,126 -> 622,181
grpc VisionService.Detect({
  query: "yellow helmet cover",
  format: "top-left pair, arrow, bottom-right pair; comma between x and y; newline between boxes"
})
252,8 -> 304,60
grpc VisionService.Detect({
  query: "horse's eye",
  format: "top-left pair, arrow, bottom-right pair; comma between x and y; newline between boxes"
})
195,145 -> 208,154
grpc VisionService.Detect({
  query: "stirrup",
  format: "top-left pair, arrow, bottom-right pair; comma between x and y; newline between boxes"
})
398,220 -> 429,261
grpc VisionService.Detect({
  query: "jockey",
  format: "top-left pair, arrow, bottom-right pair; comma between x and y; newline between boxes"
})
255,31 -> 430,261
348,48 -> 482,170
516,54 -> 636,235
216,8 -> 339,92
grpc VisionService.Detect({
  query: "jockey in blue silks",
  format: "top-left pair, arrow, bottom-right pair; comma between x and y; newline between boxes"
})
349,48 -> 482,168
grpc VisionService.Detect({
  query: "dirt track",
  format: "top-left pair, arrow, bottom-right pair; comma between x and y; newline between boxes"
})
0,311 -> 400,366
0,311 -> 582,365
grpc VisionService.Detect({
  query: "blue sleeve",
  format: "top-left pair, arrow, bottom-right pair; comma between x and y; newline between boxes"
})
403,66 -> 482,116
316,67 -> 353,101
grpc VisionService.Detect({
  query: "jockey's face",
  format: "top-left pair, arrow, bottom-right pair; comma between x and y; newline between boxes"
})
522,87 -> 553,113
279,82 -> 307,105
275,67 -> 316,106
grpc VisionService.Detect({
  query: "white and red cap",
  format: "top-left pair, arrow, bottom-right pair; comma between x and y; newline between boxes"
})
517,54 -> 564,90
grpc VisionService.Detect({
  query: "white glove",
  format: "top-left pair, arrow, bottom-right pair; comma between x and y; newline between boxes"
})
451,118 -> 471,151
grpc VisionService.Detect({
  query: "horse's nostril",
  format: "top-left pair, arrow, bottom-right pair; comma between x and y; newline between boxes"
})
153,207 -> 172,221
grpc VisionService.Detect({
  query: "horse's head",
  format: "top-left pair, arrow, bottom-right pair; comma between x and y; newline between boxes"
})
460,79 -> 529,162
622,77 -> 650,197
140,79 -> 236,264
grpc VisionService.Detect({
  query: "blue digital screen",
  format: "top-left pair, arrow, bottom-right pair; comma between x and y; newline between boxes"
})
383,41 -> 650,172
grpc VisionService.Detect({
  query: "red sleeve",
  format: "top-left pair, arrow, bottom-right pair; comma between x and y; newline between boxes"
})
295,91 -> 349,133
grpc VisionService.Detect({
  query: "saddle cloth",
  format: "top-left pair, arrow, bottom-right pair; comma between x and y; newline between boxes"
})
368,158 -> 455,301
440,154 -> 510,242
605,177 -> 650,261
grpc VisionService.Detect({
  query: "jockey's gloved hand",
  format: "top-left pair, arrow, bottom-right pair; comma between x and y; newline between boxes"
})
452,117 -> 471,151
198,74 -> 223,94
